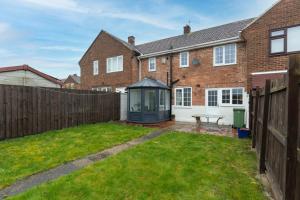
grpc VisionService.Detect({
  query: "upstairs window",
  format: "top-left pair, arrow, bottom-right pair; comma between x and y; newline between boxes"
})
214,43 -> 237,66
106,56 -> 123,73
180,52 -> 189,67
270,25 -> 300,55
148,57 -> 156,72
93,60 -> 99,75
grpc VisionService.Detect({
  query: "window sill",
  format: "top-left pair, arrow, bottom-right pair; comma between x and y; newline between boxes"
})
106,70 -> 123,74
214,63 -> 237,67
173,106 -> 193,109
219,104 -> 245,107
179,66 -> 189,68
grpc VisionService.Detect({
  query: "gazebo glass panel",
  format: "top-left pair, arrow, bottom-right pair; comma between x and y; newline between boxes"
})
144,89 -> 156,112
159,89 -> 165,111
130,89 -> 141,112
165,90 -> 170,110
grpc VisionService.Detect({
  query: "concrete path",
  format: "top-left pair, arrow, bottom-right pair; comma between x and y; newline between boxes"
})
0,129 -> 167,199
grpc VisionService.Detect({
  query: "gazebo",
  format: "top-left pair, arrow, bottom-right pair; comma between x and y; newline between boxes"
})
127,78 -> 171,123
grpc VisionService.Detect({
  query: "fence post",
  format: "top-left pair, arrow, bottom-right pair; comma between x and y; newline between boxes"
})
284,55 -> 300,200
259,80 -> 271,174
252,87 -> 260,149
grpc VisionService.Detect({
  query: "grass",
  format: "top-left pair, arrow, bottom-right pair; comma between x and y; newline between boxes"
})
10,132 -> 266,200
0,122 -> 153,189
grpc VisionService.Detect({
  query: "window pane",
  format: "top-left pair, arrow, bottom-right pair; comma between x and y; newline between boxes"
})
145,89 -> 156,112
271,30 -> 285,37
149,58 -> 156,71
165,90 -> 170,110
208,90 -> 218,107
159,90 -> 165,111
287,26 -> 300,52
271,38 -> 284,53
232,89 -> 243,105
93,60 -> 98,75
222,90 -> 230,104
183,88 -> 191,107
130,89 -> 141,112
225,44 -> 236,64
180,52 -> 188,67
214,47 -> 223,65
118,56 -> 123,71
176,89 -> 182,106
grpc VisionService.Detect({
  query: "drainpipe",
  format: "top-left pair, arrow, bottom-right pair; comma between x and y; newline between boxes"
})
169,50 -> 173,120
137,57 -> 142,81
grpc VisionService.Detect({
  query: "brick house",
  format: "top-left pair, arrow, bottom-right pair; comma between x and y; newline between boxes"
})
62,74 -> 81,89
79,0 -> 300,125
242,0 -> 300,89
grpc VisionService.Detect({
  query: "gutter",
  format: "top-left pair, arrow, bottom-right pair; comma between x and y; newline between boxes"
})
137,37 -> 242,59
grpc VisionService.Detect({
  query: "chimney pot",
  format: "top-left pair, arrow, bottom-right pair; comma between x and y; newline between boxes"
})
128,36 -> 135,45
184,25 -> 191,34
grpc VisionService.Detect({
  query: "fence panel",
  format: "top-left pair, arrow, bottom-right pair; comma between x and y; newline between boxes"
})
250,55 -> 300,200
0,85 -> 120,140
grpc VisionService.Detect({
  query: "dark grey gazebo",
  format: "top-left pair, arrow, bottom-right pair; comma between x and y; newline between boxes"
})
127,78 -> 171,123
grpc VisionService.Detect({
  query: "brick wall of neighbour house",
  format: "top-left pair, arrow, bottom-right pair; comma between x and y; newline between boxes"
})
141,42 -> 247,106
243,0 -> 300,90
79,31 -> 138,91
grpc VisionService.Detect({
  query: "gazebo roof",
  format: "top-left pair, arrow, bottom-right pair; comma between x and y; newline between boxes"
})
127,78 -> 169,89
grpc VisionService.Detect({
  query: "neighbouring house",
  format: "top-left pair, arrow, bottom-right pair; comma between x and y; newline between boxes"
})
79,0 -> 300,125
62,74 -> 81,89
0,65 -> 62,88
242,0 -> 300,89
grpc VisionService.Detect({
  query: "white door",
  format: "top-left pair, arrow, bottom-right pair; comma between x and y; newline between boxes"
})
205,89 -> 220,115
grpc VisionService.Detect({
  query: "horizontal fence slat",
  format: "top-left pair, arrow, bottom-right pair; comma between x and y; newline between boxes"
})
267,125 -> 287,146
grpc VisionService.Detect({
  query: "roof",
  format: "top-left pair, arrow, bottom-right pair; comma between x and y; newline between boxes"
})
79,30 -> 140,64
136,18 -> 256,56
127,78 -> 169,89
69,74 -> 80,84
0,65 -> 62,85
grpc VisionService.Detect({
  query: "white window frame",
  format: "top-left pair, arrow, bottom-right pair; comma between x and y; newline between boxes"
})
213,43 -> 237,66
206,87 -> 245,107
148,57 -> 156,72
92,87 -> 112,92
93,60 -> 99,75
174,87 -> 192,107
106,55 -> 123,73
207,89 -> 219,107
115,87 -> 126,93
179,52 -> 189,68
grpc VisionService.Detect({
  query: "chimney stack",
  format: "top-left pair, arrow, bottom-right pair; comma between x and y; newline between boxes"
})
183,25 -> 191,34
128,36 -> 135,45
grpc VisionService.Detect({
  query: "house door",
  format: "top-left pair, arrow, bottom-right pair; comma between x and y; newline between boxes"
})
206,89 -> 220,115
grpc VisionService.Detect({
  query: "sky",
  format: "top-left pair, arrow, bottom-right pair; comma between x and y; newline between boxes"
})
0,0 -> 278,79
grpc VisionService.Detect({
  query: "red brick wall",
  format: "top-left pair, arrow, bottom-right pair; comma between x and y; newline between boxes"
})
243,0 -> 300,90
79,31 -> 138,90
140,42 -> 247,105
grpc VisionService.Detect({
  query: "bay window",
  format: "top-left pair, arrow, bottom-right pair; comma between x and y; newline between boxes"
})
270,25 -> 300,55
214,43 -> 236,66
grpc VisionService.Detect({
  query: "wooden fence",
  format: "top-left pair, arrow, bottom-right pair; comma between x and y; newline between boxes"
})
0,85 -> 120,140
249,55 -> 300,200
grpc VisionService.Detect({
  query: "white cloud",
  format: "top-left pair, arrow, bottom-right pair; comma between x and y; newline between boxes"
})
0,22 -> 18,42
19,0 -> 87,13
39,45 -> 83,52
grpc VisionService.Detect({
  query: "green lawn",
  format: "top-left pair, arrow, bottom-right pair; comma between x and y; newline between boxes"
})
10,132 -> 266,200
0,123 -> 153,189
